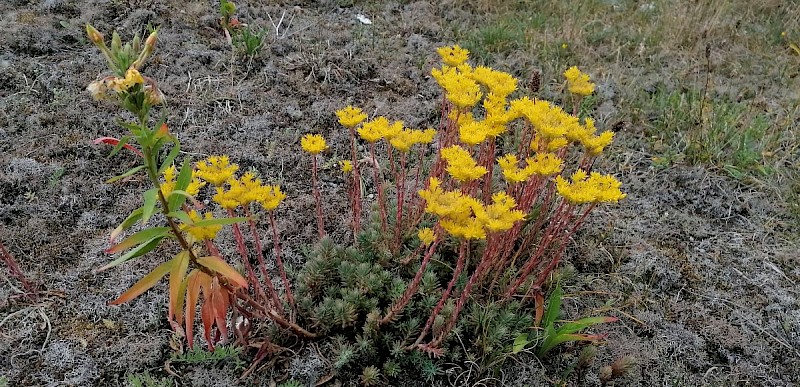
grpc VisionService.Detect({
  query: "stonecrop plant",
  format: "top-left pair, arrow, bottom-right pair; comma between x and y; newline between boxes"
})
87,22 -> 625,382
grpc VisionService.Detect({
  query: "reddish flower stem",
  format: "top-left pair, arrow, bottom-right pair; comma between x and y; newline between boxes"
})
269,211 -> 295,311
348,128 -> 362,234
311,156 -> 325,238
395,152 -> 407,247
412,239 -> 469,348
227,208 -> 264,298
243,207 -> 283,314
370,143 -> 388,234
380,236 -> 441,326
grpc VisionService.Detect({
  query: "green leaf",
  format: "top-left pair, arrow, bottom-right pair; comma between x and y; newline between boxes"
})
106,226 -> 171,254
542,284 -> 562,328
95,236 -> 165,273
141,188 -> 160,225
538,333 -> 606,357
167,190 -> 195,212
109,257 -> 175,305
158,142 -> 181,175
110,207 -> 144,243
196,256 -> 248,288
192,217 -> 248,228
557,316 -> 618,335
168,160 -> 193,211
106,165 -> 146,184
166,210 -> 192,224
512,333 -> 531,354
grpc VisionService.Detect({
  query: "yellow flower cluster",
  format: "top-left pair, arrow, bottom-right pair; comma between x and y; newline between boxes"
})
440,145 -> 487,183
193,156 -> 286,211
417,227 -> 436,246
339,160 -> 353,173
497,152 -> 564,184
418,178 -> 524,239
432,65 -> 483,109
196,155 -> 239,186
555,169 -> 627,205
436,45 -> 470,67
212,171 -> 286,211
336,105 -> 368,128
160,165 -> 206,198
354,115 -> 435,152
182,210 -> 222,241
564,66 -> 595,96
108,67 -> 144,93
301,134 -> 328,154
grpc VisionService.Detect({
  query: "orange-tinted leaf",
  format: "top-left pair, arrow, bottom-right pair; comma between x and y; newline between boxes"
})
196,256 -> 247,288
211,278 -> 229,339
534,292 -> 544,326
200,289 -> 215,350
184,269 -> 205,349
109,258 -> 174,305
168,251 -> 190,324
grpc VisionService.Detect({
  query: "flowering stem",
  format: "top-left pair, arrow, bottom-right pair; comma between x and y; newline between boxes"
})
243,207 -> 283,315
395,152 -> 407,248
269,211 -> 295,311
348,128 -> 362,234
412,239 -> 469,348
380,237 -> 441,326
311,156 -> 325,238
429,235 -> 499,348
370,143 -> 388,234
228,208 -> 264,298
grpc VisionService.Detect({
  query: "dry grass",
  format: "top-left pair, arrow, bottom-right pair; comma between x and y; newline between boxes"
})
455,0 -> 799,214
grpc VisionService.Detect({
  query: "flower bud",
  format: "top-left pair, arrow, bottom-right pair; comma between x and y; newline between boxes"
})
111,31 -> 122,53
132,30 -> 158,70
85,24 -> 104,46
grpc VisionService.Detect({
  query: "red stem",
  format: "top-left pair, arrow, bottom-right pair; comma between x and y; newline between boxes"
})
412,239 -> 469,348
269,211 -> 295,311
243,207 -> 283,314
227,208 -> 264,298
370,143 -> 388,234
395,152 -> 407,248
349,128 -> 362,234
311,156 -> 325,238
380,236 -> 441,326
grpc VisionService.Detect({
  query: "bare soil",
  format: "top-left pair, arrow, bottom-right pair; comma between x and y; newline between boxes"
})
1,1 -> 798,386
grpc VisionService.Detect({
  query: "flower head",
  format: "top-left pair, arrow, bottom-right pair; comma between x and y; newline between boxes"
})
441,145 -> 487,183
564,66 -> 595,96
340,160 -> 353,173
196,155 -> 239,186
418,227 -> 436,246
182,210 -> 222,241
436,45 -> 470,67
256,184 -> 286,211
301,134 -> 328,154
336,105 -> 368,128
108,67 -> 144,93
358,116 -> 389,143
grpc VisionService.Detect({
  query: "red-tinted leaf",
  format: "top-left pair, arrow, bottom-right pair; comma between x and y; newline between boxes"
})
211,278 -> 229,339
201,294 -> 215,351
109,259 -> 174,305
196,256 -> 247,288
93,136 -> 143,157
